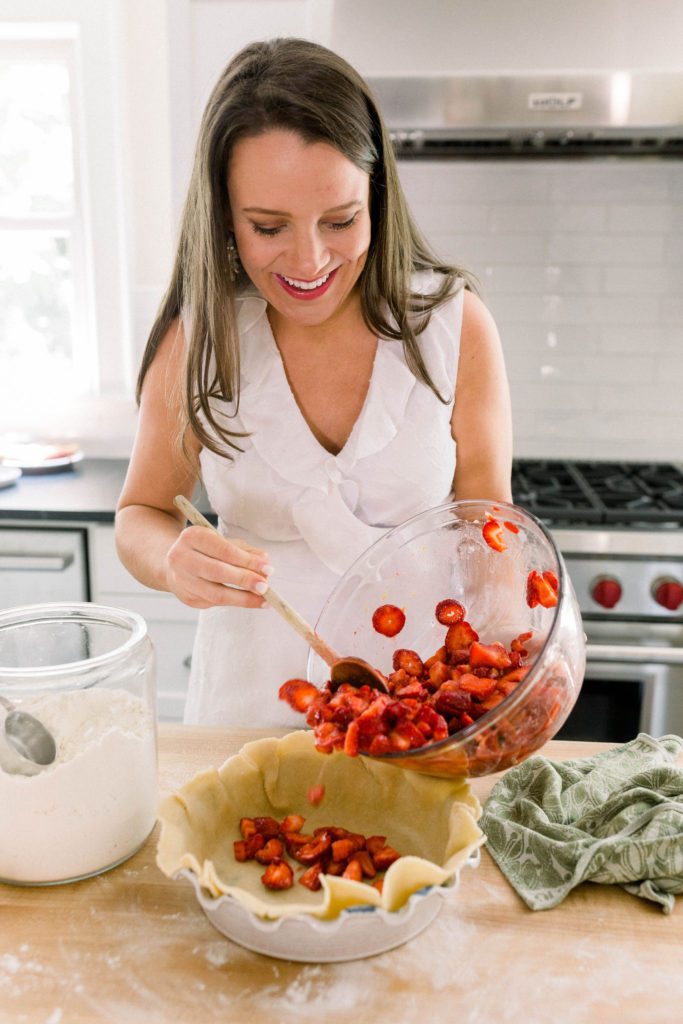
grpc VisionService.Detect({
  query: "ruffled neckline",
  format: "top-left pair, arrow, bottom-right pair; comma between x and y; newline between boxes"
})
234,294 -> 417,487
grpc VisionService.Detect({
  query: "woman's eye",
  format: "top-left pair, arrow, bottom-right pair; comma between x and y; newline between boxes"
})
327,214 -> 357,231
252,223 -> 283,237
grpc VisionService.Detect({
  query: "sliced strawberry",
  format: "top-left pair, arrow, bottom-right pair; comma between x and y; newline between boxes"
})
458,673 -> 498,700
499,665 -> 531,686
469,641 -> 513,671
331,838 -> 357,862
342,858 -> 363,882
367,733 -> 392,756
388,720 -> 426,751
434,599 -> 466,625
261,858 -> 294,890
372,846 -> 401,871
280,831 -> 315,856
543,570 -> 559,592
253,816 -> 280,839
255,838 -> 284,864
343,721 -> 360,757
527,570 -> 559,609
307,783 -> 325,806
364,835 -> 387,856
278,679 -> 320,712
294,832 -> 332,865
280,813 -> 305,834
393,680 -> 429,701
483,518 -> 506,552
444,620 -> 479,654
392,648 -> 424,676
239,817 -> 257,839
371,604 -> 406,637
424,645 -> 448,667
511,630 -> 533,654
353,850 -> 376,878
325,859 -> 346,876
504,521 -> 520,534
313,723 -> 346,754
298,862 -> 323,891
428,659 -> 451,687
233,834 -> 265,862
415,702 -> 448,736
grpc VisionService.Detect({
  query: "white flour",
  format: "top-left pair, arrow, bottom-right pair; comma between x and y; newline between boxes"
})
0,688 -> 157,883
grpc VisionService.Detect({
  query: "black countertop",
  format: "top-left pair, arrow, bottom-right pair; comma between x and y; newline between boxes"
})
0,459 -> 129,523
0,458 -> 213,525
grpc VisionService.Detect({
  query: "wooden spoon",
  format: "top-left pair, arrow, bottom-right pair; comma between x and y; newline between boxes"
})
173,496 -> 388,693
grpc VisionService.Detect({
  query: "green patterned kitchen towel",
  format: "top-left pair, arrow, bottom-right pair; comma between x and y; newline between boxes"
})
480,733 -> 683,913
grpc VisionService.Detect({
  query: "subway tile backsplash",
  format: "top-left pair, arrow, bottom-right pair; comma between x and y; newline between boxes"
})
398,159 -> 683,462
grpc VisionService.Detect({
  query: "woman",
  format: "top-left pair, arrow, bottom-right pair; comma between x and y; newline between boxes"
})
115,37 -> 512,727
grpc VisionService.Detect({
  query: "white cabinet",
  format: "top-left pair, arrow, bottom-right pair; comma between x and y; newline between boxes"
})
89,525 -> 197,722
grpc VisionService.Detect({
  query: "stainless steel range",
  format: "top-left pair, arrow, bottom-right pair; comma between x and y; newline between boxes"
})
512,459 -> 683,742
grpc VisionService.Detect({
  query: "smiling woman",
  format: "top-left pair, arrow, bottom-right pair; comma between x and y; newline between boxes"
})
228,130 -> 372,330
115,37 -> 513,730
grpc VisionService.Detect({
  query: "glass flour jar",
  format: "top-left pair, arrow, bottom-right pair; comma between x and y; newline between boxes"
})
0,602 -> 158,884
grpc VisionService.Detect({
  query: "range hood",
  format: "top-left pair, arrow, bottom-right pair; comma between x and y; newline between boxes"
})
366,72 -> 683,158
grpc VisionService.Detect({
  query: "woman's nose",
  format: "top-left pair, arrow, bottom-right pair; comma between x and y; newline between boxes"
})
289,229 -> 328,278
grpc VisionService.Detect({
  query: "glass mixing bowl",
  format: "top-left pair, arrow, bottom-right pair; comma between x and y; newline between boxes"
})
307,500 -> 586,778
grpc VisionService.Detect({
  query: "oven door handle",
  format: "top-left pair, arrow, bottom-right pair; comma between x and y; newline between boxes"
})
586,643 -> 683,666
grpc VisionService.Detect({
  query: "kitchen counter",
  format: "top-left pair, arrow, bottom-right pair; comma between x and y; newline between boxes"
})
0,458 -> 129,523
1,727 -> 681,1024
0,458 -> 213,523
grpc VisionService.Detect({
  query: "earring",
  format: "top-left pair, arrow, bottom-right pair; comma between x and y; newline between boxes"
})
226,235 -> 241,282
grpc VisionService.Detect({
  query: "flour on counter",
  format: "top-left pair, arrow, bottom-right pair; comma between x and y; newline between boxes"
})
0,688 -> 157,883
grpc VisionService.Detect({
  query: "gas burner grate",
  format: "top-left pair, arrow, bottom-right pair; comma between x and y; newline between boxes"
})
511,459 -> 683,526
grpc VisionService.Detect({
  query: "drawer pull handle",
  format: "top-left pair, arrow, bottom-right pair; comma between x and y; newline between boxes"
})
0,553 -> 75,572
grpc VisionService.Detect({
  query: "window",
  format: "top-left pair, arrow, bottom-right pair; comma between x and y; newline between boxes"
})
0,4 -> 133,449
0,35 -> 94,409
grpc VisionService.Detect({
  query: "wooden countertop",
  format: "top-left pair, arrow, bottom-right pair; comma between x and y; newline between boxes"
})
1,727 -> 681,1024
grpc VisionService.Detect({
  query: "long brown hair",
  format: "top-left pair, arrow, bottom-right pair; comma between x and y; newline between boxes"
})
138,37 -> 476,459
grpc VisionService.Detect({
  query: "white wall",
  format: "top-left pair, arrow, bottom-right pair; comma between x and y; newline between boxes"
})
399,158 -> 683,460
116,1 -> 683,461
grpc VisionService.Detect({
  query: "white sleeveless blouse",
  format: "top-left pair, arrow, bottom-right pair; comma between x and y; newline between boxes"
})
184,272 -> 465,727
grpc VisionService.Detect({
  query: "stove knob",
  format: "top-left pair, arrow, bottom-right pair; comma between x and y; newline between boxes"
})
652,578 -> 683,612
591,576 -> 622,609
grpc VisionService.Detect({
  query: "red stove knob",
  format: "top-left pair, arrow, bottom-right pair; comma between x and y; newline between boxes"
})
652,578 -> 683,611
591,576 -> 622,609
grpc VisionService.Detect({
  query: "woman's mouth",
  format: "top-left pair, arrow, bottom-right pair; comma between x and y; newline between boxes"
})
275,267 -> 338,300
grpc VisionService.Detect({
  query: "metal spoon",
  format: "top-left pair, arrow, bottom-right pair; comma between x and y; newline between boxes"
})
0,694 -> 57,766
174,495 -> 388,693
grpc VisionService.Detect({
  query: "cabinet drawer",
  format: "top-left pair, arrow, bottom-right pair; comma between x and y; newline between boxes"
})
0,526 -> 88,609
146,619 -> 196,723
91,596 -> 197,723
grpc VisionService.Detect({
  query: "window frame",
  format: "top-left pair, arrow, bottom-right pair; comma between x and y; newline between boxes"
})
0,1 -> 133,446
0,32 -> 96,395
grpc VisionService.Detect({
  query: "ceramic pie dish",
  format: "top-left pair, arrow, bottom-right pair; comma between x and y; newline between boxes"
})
180,852 -> 480,961
157,730 -> 484,959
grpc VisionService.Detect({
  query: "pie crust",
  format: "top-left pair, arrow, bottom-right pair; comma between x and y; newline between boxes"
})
157,730 -> 484,920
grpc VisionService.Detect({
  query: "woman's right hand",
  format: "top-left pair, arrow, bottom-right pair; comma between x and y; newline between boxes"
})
165,524 -> 272,610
